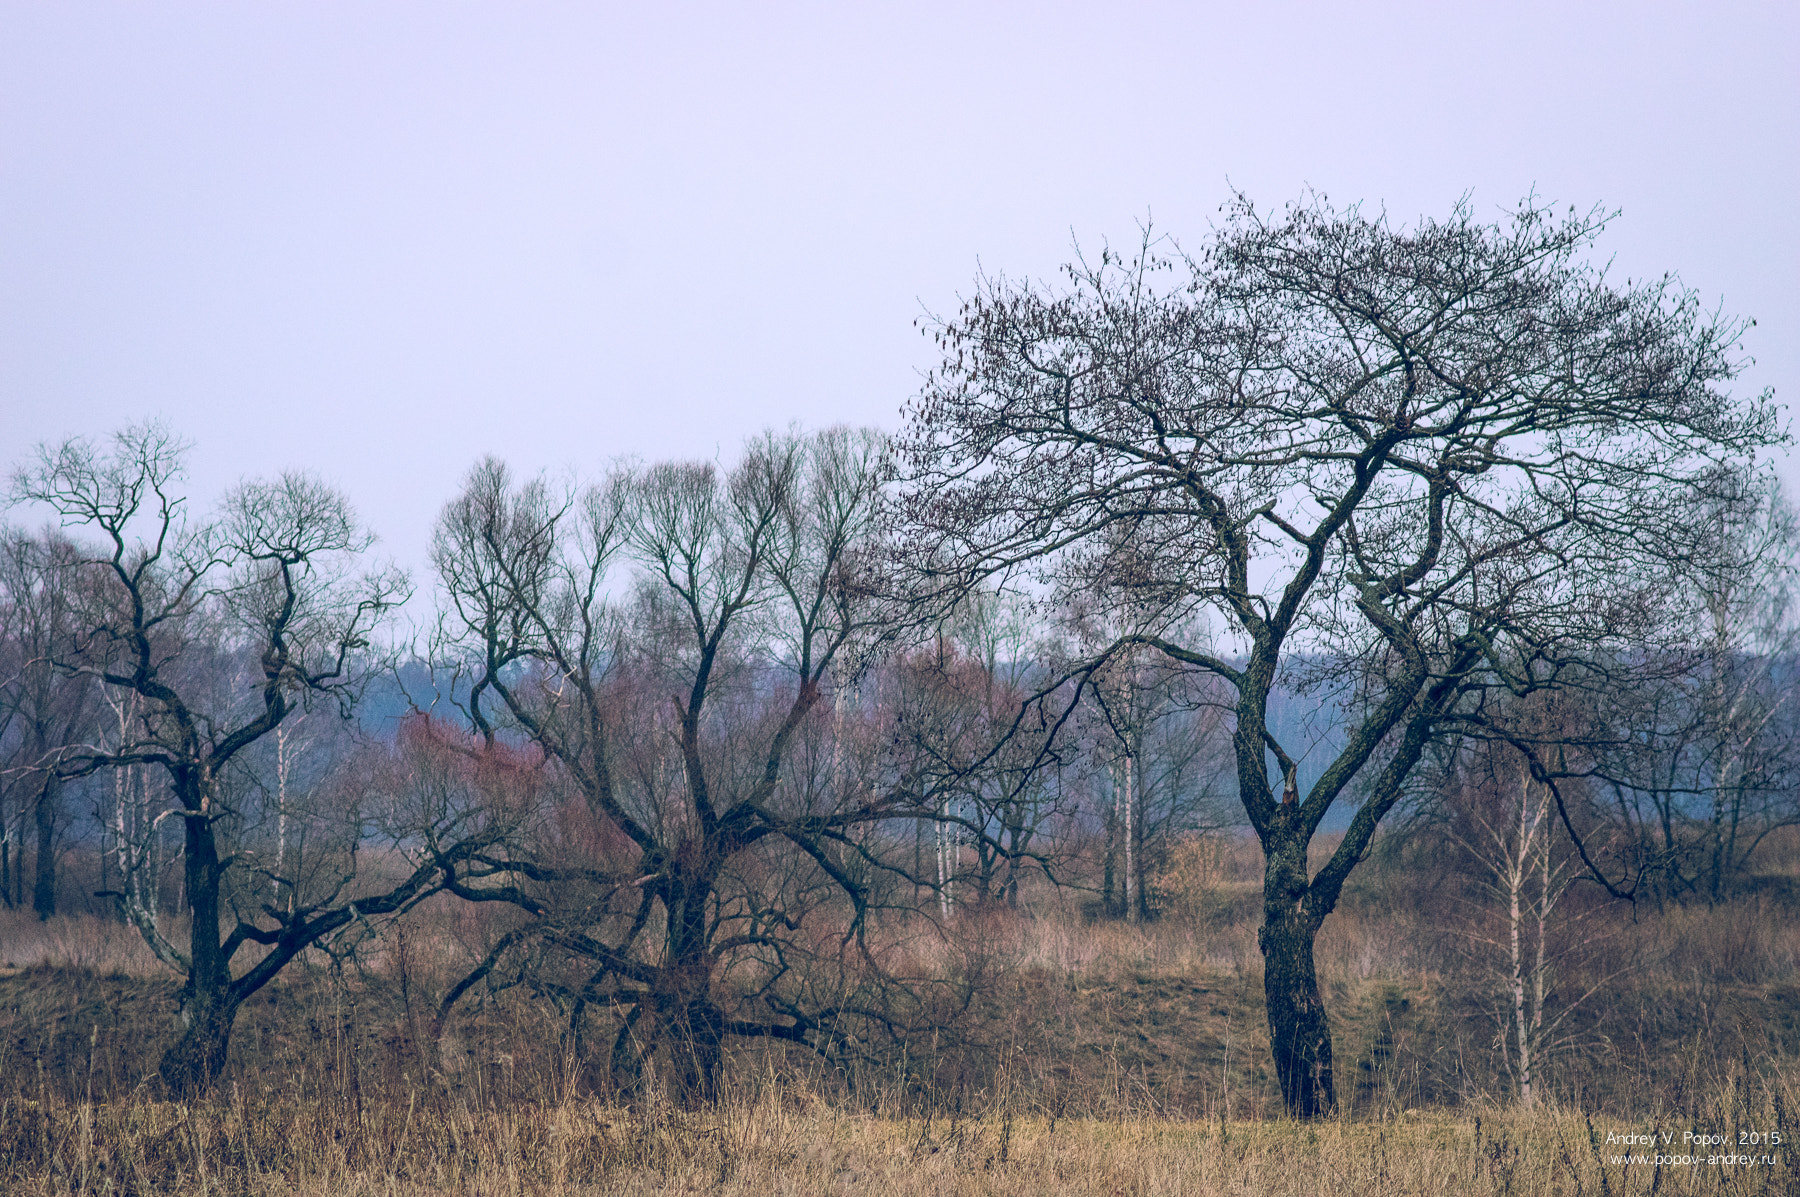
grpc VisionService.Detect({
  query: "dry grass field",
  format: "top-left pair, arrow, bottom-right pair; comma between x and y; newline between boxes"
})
2,837 -> 1797,1195
0,1071 -> 1793,1195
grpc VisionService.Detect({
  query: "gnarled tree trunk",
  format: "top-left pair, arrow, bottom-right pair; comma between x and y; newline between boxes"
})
158,802 -> 235,1097
159,987 -> 241,1097
1258,882 -> 1334,1117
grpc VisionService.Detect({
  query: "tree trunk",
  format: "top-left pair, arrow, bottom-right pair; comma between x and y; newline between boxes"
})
1507,818 -> 1530,1107
1,784 -> 13,909
1260,835 -> 1334,1116
610,1002 -> 650,1089
622,883 -> 725,1107
913,817 -> 924,905
33,773 -> 57,920
935,810 -> 955,919
623,956 -> 725,1106
158,986 -> 240,1097
1122,756 -> 1138,924
1102,801 -> 1118,917
665,993 -> 724,1106
159,779 -> 236,1097
1260,914 -> 1334,1116
1002,823 -> 1022,907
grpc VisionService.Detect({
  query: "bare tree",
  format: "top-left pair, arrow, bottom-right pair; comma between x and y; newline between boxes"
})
1077,607 -> 1235,921
1431,703 -> 1622,1108
5,422 -> 497,1096
1678,473 -> 1798,900
895,196 -> 1781,1114
881,590 -> 1089,913
1576,475 -> 1800,904
1088,637 -> 1148,922
429,427 -> 935,1102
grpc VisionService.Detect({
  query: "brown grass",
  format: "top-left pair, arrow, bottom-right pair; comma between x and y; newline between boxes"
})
2,1080 -> 1795,1195
3,833 -> 1799,1194
0,911 -> 169,977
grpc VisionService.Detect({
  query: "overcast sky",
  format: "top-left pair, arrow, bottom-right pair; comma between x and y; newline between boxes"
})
3,1 -> 1794,583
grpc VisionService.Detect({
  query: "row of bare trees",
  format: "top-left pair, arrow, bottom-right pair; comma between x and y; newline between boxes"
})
3,195 -> 1795,1116
8,427 -> 1791,1111
0,424 -> 1218,1100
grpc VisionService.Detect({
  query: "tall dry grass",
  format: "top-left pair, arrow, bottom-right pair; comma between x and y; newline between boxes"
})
0,910 -> 168,977
1,1068 -> 1794,1195
3,824 -> 1798,1193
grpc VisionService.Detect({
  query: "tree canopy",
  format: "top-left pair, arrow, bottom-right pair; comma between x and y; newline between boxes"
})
896,194 -> 1784,1114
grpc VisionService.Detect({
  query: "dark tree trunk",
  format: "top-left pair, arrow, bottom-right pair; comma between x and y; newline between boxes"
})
1259,832 -> 1334,1116
617,964 -> 725,1105
1260,916 -> 1334,1116
33,774 -> 57,919
158,987 -> 240,1097
610,880 -> 727,1106
158,781 -> 239,1097
663,894 -> 722,1105
610,1002 -> 650,1087
666,995 -> 724,1106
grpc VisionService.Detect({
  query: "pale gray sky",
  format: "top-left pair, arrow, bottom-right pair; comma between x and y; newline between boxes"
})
3,1 -> 1794,581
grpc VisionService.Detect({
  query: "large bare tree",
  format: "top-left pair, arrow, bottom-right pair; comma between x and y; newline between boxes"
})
430,427 -> 934,1101
6,423 -> 490,1095
894,196 -> 1782,1115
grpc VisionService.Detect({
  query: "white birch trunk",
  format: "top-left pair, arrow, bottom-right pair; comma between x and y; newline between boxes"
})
1122,755 -> 1137,923
935,799 -> 954,919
